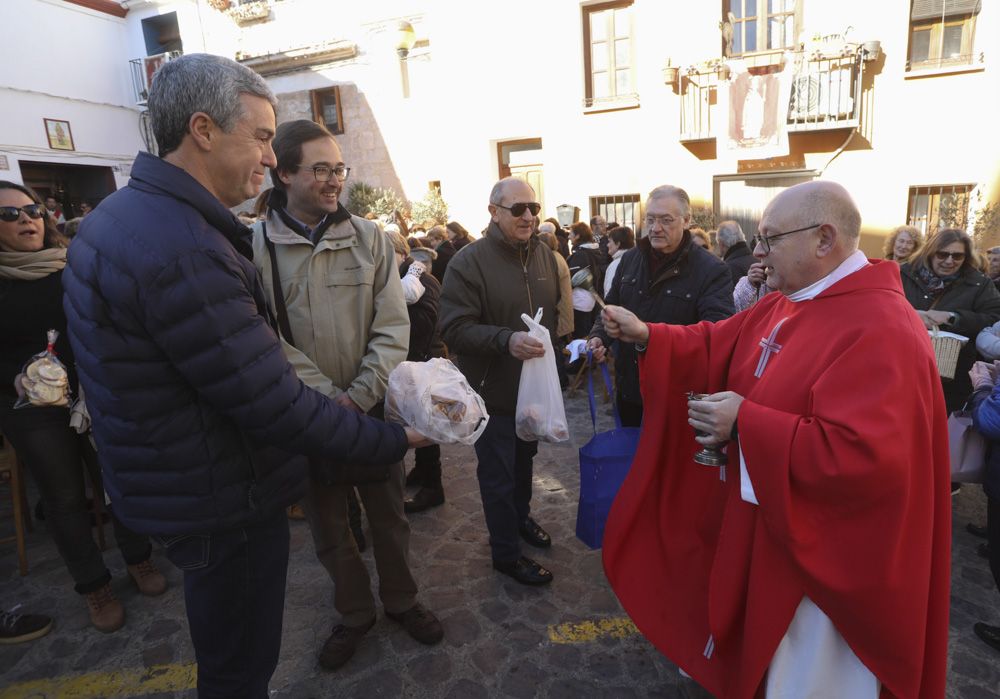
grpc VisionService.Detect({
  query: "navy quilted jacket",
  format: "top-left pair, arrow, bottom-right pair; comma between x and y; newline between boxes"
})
62,152 -> 408,535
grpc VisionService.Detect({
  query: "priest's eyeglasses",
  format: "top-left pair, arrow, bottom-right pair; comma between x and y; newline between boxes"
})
302,165 -> 351,183
752,223 -> 821,254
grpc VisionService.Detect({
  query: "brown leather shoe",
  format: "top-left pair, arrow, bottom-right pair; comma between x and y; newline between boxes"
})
318,617 -> 375,670
386,603 -> 443,645
127,559 -> 168,597
85,583 -> 124,633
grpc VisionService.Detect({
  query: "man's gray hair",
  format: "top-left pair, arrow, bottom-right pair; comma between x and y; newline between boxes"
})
147,53 -> 276,157
647,185 -> 691,216
489,176 -> 534,206
716,220 -> 745,248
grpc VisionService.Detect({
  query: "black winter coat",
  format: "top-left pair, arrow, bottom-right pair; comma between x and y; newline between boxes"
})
591,236 -> 735,405
0,269 -> 76,399
62,151 -> 408,536
431,240 -> 456,284
723,241 -> 755,286
900,261 -> 1000,412
400,258 -> 445,361
567,244 -> 607,299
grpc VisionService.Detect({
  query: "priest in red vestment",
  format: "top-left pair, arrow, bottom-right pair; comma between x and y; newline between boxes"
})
600,181 -> 950,698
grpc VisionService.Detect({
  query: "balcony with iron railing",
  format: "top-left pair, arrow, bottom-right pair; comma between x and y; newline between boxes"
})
679,48 -> 866,143
128,51 -> 183,106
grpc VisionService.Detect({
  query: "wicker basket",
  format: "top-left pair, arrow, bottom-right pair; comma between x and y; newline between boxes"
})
928,329 -> 968,379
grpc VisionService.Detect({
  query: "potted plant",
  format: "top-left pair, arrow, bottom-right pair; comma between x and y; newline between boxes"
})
662,60 -> 679,86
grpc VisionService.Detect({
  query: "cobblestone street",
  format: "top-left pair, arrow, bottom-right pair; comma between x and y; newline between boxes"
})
1,385 -> 999,698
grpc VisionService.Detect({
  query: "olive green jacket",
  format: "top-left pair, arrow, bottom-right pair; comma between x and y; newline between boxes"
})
252,211 -> 409,412
439,223 -> 564,415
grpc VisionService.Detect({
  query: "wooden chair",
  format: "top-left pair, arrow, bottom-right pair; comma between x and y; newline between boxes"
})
565,350 -> 615,402
0,435 -> 30,576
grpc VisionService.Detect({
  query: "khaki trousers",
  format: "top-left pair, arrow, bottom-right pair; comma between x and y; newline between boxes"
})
301,461 -> 418,626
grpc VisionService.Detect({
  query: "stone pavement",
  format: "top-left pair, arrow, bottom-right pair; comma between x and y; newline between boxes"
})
1,382 -> 999,698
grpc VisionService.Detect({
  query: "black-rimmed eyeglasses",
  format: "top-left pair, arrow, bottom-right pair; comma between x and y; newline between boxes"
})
0,204 -> 46,222
299,165 -> 350,183
494,202 -> 541,217
752,223 -> 821,254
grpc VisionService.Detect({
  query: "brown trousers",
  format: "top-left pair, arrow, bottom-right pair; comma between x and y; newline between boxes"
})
301,462 -> 418,626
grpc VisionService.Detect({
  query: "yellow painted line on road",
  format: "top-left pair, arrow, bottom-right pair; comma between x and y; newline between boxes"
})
0,663 -> 196,699
548,616 -> 638,644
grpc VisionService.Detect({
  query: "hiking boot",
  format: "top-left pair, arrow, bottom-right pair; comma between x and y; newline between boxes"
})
85,583 -> 124,633
386,603 -> 444,645
127,559 -> 167,597
404,487 -> 444,514
318,617 -> 376,670
0,606 -> 53,644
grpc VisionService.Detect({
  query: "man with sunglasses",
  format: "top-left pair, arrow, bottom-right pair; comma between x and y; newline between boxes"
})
599,180 -> 950,698
251,119 -> 442,671
439,177 -> 565,586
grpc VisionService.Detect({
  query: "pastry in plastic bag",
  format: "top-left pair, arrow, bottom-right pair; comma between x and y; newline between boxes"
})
15,329 -> 72,409
386,358 -> 489,445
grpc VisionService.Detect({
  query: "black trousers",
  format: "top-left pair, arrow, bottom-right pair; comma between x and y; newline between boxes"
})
0,397 -> 151,593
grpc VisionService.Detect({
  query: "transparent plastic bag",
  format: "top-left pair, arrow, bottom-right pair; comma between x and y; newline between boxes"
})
14,329 -> 72,409
515,308 -> 569,443
385,358 -> 490,445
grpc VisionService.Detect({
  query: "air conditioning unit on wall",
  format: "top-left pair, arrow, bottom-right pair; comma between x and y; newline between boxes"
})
788,68 -> 854,120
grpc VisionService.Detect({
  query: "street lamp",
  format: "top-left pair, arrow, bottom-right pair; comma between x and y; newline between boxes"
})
396,20 -> 416,60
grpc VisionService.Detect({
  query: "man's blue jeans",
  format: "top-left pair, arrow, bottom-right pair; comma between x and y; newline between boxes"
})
474,415 -> 537,563
156,511 -> 289,699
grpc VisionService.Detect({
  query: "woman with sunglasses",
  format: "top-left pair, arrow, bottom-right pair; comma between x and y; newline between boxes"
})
0,181 -> 165,633
900,228 -> 1000,414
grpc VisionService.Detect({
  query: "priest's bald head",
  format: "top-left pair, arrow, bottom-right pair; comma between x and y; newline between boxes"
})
753,181 -> 861,295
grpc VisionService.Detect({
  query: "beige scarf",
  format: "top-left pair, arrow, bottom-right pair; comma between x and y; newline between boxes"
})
0,247 -> 67,280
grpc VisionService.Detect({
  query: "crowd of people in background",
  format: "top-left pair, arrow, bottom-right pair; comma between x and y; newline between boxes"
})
1,50 -> 998,697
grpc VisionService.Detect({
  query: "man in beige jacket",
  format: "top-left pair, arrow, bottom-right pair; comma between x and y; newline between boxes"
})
252,120 -> 442,671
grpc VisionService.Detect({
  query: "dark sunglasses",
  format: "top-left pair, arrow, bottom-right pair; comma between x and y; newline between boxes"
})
0,204 -> 46,222
494,202 -> 541,217
934,251 -> 966,261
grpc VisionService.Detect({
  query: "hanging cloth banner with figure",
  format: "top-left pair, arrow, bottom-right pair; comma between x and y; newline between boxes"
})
720,59 -> 793,160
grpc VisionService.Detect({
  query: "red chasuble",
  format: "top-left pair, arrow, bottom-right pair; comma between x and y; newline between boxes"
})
602,260 -> 950,698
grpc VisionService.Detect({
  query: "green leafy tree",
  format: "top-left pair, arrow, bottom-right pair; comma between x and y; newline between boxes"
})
409,186 -> 449,227
347,181 -> 407,221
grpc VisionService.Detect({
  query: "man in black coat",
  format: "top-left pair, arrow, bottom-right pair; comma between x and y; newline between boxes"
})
717,219 -> 755,287
587,185 -> 735,426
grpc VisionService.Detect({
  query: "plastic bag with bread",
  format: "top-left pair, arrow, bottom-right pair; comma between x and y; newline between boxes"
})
385,358 -> 489,445
14,329 -> 73,409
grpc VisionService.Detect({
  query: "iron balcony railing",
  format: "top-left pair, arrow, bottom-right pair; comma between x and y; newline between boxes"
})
679,49 -> 865,142
129,51 -> 183,106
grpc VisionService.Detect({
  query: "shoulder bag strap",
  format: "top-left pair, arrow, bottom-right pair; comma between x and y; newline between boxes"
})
263,221 -> 296,347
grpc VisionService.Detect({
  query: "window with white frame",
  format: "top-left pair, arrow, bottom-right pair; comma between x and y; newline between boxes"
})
583,1 -> 636,108
725,0 -> 801,56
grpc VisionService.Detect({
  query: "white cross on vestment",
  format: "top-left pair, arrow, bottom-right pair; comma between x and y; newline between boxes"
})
754,317 -> 789,378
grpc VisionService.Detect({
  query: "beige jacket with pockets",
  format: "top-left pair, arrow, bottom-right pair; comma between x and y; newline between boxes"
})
252,210 -> 410,412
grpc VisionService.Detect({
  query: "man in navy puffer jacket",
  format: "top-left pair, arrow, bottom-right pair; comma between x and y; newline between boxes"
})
62,54 -> 427,698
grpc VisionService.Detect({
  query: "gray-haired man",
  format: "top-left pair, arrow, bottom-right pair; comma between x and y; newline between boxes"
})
717,219 -> 755,286
63,53 -> 426,698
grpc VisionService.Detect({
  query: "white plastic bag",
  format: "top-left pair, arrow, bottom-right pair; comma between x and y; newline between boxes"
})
385,358 -> 490,445
515,308 -> 569,443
